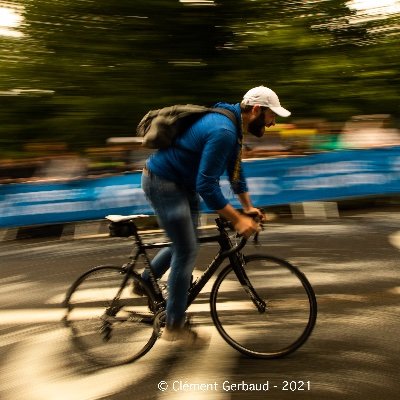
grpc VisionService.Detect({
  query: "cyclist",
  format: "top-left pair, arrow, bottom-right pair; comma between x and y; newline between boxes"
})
140,85 -> 291,344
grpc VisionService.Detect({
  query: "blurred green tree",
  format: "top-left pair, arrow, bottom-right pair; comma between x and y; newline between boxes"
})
0,0 -> 398,155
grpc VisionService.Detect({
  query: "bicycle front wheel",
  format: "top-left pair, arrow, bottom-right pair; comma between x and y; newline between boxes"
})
64,265 -> 158,366
210,255 -> 317,358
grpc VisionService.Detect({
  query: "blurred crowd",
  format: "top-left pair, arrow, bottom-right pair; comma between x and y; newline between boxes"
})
1,114 -> 399,184
243,114 -> 400,157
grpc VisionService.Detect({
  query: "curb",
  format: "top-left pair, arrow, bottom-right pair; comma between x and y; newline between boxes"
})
0,220 -> 108,242
0,203 -> 336,242
0,214 -> 223,242
1,197 -> 399,242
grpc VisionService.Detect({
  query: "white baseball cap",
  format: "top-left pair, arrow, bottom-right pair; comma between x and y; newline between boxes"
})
242,85 -> 291,117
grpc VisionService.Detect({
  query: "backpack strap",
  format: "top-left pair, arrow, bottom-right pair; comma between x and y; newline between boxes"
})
209,108 -> 238,127
209,108 -> 242,183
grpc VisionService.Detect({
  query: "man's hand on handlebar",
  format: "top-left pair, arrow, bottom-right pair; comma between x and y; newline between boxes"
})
233,214 -> 258,238
217,204 -> 265,239
243,207 -> 266,222
233,209 -> 265,239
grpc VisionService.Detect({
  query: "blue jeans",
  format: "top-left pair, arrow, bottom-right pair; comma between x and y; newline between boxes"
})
141,169 -> 199,328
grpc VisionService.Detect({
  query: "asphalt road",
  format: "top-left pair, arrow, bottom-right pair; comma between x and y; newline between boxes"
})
0,211 -> 399,400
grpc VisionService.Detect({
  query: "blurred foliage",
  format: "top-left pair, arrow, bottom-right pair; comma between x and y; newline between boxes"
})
0,0 -> 399,154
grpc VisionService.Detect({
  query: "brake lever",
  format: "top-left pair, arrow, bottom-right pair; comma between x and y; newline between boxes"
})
253,232 -> 259,244
241,210 -> 265,245
253,221 -> 264,244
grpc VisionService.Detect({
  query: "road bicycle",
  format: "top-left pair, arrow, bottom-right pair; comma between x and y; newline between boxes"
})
63,214 -> 317,367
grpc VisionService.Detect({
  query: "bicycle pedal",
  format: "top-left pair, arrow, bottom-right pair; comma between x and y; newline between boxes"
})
100,325 -> 112,342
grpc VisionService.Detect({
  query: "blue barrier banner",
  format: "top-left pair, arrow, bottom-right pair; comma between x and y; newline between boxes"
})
0,174 -> 150,228
226,146 -> 400,209
1,146 -> 399,228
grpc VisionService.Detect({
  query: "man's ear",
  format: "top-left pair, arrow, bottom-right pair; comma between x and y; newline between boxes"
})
252,104 -> 261,115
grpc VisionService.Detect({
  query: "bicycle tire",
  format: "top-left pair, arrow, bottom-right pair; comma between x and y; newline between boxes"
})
64,265 -> 158,366
210,254 -> 317,358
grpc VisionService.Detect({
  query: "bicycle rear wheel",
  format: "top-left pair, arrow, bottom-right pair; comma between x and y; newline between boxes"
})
210,254 -> 317,358
64,265 -> 158,366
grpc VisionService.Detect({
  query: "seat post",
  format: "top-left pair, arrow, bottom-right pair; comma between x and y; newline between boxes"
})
130,221 -> 146,250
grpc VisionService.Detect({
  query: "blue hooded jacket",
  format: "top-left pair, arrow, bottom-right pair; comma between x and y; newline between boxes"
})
146,102 -> 248,210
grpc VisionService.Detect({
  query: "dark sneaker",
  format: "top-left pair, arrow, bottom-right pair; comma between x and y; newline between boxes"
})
162,322 -> 210,347
132,280 -> 157,313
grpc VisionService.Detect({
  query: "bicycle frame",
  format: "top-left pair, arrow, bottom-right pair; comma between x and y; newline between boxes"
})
124,216 -> 265,312
187,220 -> 244,306
66,214 -> 317,364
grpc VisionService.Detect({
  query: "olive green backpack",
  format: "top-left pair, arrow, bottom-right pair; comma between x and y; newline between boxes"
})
136,104 -> 237,149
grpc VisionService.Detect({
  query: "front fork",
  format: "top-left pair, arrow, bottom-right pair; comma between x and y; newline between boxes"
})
231,254 -> 267,313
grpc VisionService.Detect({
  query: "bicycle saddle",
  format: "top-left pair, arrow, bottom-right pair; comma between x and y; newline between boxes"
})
105,214 -> 150,223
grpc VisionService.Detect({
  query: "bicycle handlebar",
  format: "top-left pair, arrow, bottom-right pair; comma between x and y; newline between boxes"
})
216,211 -> 264,258
220,235 -> 248,258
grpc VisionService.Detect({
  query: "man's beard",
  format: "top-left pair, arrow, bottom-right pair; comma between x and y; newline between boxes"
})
247,111 -> 265,137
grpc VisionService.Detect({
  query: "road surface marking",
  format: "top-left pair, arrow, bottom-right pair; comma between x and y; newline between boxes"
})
156,325 -> 248,399
1,328 -> 172,400
388,230 -> 400,250
0,301 -> 255,325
